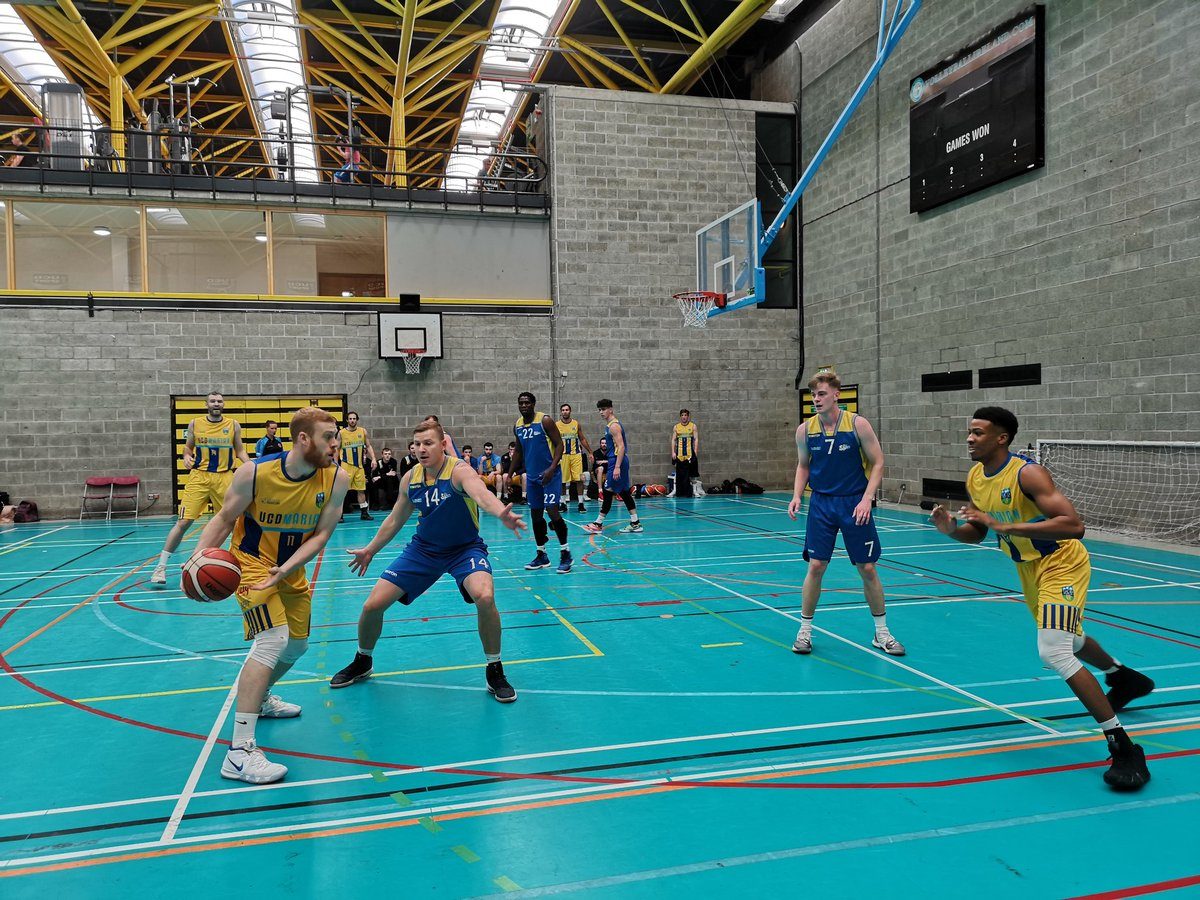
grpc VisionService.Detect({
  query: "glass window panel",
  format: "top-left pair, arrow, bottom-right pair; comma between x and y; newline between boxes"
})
147,207 -> 267,294
0,202 -> 7,288
271,211 -> 384,297
12,201 -> 141,292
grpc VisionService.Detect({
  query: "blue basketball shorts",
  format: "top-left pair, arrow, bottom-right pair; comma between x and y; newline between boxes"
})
381,537 -> 491,604
605,458 -> 631,494
526,469 -> 564,511
803,491 -> 881,565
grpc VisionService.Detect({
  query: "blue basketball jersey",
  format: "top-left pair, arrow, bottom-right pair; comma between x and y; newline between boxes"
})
408,458 -> 480,549
605,418 -> 629,465
805,411 -> 870,497
515,412 -> 554,473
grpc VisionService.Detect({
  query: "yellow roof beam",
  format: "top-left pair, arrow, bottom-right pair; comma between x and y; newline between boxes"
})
613,0 -> 702,43
386,0 -> 418,185
128,20 -> 212,99
560,36 -> 654,91
101,2 -> 216,52
581,2 -> 661,89
660,0 -> 775,94
117,13 -> 215,77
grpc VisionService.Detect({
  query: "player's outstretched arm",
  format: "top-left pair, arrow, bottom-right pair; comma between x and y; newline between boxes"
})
347,470 -> 417,576
577,424 -> 593,456
455,463 -> 526,536
788,425 -> 810,520
192,463 -> 256,555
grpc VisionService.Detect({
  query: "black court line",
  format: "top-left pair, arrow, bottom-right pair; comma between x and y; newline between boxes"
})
0,543 -> 139,599
5,697 -> 1196,846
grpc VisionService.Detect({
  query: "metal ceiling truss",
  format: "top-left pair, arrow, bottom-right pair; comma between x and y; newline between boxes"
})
4,0 -> 777,182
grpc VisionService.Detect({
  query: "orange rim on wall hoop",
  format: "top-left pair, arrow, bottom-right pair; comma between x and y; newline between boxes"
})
672,291 -> 726,328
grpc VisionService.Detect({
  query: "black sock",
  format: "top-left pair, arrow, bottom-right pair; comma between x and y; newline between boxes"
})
1104,725 -> 1133,753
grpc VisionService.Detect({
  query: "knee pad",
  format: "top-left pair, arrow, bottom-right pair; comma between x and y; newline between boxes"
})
1038,629 -> 1083,680
280,636 -> 308,664
247,624 -> 289,668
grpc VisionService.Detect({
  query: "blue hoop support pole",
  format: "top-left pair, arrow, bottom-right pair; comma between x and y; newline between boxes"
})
758,0 -> 922,262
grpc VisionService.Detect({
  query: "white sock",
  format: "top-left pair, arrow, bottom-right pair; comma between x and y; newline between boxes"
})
873,613 -> 889,634
158,550 -> 171,568
1103,662 -> 1122,674
485,652 -> 501,664
357,646 -> 373,657
560,542 -> 570,553
537,543 -> 546,553
799,614 -> 814,635
1098,715 -> 1120,732
359,502 -> 368,510
232,711 -> 259,748
595,512 -> 607,524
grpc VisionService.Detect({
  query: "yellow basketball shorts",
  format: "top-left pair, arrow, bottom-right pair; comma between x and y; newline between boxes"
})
1015,539 -> 1090,635
232,552 -> 312,640
342,462 -> 367,491
179,470 -> 234,520
560,454 -> 583,483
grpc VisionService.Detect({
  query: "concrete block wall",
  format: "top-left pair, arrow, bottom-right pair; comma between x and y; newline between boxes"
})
0,307 -> 551,515
756,0 -> 1200,497
546,86 -> 801,492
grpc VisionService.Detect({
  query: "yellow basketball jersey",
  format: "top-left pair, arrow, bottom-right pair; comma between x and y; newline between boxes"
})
967,454 -> 1073,563
559,419 -> 581,456
673,422 -> 697,460
192,416 -> 237,473
339,427 -> 367,468
231,454 -> 337,569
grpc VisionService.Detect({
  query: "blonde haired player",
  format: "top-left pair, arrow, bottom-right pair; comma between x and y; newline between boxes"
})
787,371 -> 903,656
930,406 -> 1153,791
186,407 -> 349,784
558,403 -> 593,514
151,391 -> 250,586
338,412 -> 377,521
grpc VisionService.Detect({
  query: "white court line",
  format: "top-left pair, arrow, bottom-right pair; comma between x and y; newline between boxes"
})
669,563 -> 1064,737
0,525 -> 69,556
474,792 -> 1200,898
160,681 -> 238,842
5,715 -> 1198,872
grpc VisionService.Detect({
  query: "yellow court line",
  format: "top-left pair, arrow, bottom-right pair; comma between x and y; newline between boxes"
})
0,653 -> 600,713
523,586 -> 604,657
3,562 -> 148,657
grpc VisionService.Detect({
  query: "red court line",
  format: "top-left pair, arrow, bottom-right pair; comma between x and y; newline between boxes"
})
112,581 -> 233,617
1072,873 -> 1200,899
1088,618 -> 1200,652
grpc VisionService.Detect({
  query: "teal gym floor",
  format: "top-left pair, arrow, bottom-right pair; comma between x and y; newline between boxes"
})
1,494 -> 1198,897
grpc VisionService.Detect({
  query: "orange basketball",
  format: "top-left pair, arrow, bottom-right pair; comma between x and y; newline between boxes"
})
647,484 -> 667,496
181,548 -> 242,603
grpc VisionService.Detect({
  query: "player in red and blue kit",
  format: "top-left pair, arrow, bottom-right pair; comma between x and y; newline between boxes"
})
787,371 -> 904,657
511,391 -> 572,573
330,420 -> 526,702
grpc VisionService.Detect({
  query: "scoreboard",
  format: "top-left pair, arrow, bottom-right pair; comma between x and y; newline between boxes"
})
909,5 -> 1045,214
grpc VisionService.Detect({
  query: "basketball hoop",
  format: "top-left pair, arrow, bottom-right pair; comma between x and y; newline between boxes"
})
401,350 -> 424,375
673,291 -> 724,328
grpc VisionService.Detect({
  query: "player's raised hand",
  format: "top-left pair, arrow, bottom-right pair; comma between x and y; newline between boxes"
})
345,547 -> 375,577
956,503 -> 996,532
787,494 -> 803,520
498,503 -> 526,536
929,503 -> 957,534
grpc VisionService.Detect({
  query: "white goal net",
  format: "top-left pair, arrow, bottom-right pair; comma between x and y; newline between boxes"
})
1036,440 -> 1200,546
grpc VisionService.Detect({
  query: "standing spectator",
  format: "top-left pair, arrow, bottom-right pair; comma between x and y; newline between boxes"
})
255,420 -> 285,458
371,447 -> 400,509
397,441 -> 419,481
669,409 -> 703,498
333,134 -> 361,184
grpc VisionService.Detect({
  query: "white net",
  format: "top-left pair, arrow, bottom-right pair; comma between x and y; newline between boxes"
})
402,351 -> 424,375
674,291 -> 718,328
1036,440 -> 1200,546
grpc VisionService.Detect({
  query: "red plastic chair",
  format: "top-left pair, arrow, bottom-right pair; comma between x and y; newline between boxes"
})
80,476 -> 141,521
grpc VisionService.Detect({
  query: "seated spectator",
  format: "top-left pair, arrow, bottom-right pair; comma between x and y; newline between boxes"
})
589,436 -> 609,500
254,419 -> 285,458
371,447 -> 400,509
477,441 -> 502,494
461,444 -> 477,473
